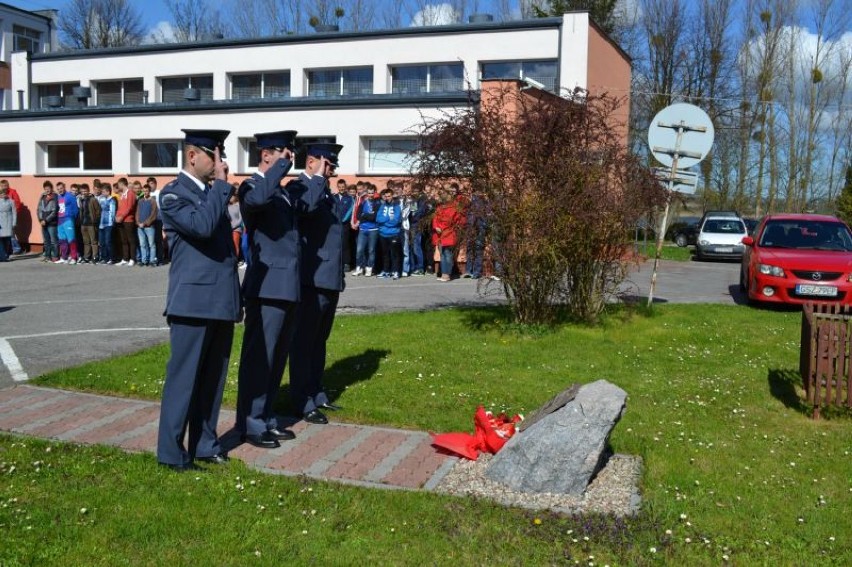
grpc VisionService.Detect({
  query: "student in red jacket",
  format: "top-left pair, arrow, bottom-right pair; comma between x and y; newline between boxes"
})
432,186 -> 466,282
114,178 -> 138,266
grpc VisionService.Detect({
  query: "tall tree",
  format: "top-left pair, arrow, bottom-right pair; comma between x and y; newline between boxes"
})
798,0 -> 849,209
741,0 -> 794,217
825,36 -> 852,204
160,0 -> 229,42
641,0 -> 687,115
834,164 -> 852,225
683,0 -> 735,207
58,0 -> 145,49
533,0 -> 619,33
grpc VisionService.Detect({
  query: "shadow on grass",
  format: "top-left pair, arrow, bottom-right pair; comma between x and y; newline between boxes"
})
220,348 -> 391,452
773,367 -> 852,421
767,368 -> 809,415
456,301 -> 661,335
274,347 -> 390,418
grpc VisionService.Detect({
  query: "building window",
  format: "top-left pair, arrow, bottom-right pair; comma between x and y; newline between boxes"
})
391,63 -> 464,94
242,139 -> 261,171
307,67 -> 372,97
0,143 -> 21,173
37,83 -> 82,109
13,25 -> 41,53
138,141 -> 181,171
161,75 -> 213,103
364,138 -> 417,173
481,59 -> 558,92
45,142 -> 112,171
231,72 -> 290,100
96,79 -> 144,106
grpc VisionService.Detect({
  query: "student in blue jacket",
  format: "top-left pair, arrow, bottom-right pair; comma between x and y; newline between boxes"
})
376,188 -> 403,279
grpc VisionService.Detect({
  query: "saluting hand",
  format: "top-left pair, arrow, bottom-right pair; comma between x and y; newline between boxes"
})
214,147 -> 229,181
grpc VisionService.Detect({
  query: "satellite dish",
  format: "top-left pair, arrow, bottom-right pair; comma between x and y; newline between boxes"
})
648,103 -> 714,169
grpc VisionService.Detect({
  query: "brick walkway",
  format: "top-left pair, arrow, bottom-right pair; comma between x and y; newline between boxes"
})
0,385 -> 457,491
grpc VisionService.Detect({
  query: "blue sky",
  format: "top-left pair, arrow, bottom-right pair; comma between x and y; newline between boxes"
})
5,0 -> 172,34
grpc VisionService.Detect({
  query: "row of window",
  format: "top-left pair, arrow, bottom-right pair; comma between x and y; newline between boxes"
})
34,60 -> 558,108
0,138 -> 417,174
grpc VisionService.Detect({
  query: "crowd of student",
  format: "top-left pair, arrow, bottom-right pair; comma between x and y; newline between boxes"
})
329,178 -> 494,282
31,177 -> 164,266
3,175 -> 495,280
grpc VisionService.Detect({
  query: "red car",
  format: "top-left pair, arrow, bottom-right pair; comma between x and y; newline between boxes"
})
740,214 -> 852,305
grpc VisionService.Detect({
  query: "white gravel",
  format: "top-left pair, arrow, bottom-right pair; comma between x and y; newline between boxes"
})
434,453 -> 642,517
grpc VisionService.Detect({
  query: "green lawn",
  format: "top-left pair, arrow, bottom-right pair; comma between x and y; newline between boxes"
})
8,304 -> 851,565
635,242 -> 693,262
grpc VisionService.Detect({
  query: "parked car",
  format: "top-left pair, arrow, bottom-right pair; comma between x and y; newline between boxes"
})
671,211 -> 742,248
740,214 -> 852,305
669,217 -> 700,247
696,215 -> 748,260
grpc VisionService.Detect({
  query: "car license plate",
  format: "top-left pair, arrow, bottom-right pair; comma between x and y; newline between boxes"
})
716,247 -> 733,253
796,284 -> 838,297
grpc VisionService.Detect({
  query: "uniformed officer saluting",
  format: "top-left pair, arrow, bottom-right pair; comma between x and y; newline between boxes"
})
235,131 -> 329,448
289,143 -> 346,425
156,129 -> 240,471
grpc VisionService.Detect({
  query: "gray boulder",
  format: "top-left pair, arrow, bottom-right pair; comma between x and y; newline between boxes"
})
484,380 -> 627,495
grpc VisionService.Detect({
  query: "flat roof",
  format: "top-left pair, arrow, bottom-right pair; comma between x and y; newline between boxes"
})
0,2 -> 53,22
31,17 -> 565,61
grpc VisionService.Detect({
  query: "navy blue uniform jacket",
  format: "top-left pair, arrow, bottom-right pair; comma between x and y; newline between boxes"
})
240,160 -> 327,301
298,175 -> 345,292
160,172 -> 241,322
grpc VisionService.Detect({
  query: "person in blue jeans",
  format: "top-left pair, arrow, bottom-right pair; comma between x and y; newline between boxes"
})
352,188 -> 379,276
376,188 -> 403,279
136,183 -> 159,266
97,184 -> 116,263
37,181 -> 59,262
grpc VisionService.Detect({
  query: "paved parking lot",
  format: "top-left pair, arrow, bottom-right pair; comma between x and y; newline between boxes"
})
0,254 -> 742,387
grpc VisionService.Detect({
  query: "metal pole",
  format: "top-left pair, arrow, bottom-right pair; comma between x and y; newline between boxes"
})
647,122 -> 686,307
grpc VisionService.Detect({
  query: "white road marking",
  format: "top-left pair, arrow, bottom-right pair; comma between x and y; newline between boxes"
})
0,328 -> 170,383
0,338 -> 29,382
4,327 -> 170,340
7,295 -> 165,308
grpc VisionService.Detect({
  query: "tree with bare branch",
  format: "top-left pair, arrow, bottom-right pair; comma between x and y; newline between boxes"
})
160,0 -> 229,42
58,0 -> 145,49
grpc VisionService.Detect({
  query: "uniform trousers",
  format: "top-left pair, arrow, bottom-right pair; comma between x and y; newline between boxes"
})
157,316 -> 233,465
290,287 -> 339,415
236,297 -> 296,436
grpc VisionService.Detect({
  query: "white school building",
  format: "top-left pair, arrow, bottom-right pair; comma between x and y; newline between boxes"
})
0,6 -> 630,247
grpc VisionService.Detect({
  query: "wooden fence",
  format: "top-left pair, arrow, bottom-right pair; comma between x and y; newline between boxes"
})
800,302 -> 852,418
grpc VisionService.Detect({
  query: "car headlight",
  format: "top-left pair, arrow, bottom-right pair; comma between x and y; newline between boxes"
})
699,239 -> 709,245
758,263 -> 785,277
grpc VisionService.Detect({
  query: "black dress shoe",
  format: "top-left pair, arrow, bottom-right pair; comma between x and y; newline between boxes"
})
267,427 -> 296,441
319,402 -> 342,411
242,431 -> 281,449
304,409 -> 328,425
197,453 -> 229,465
159,462 -> 202,472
